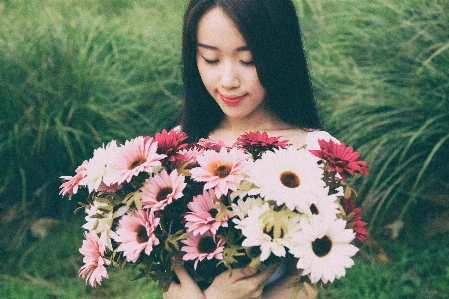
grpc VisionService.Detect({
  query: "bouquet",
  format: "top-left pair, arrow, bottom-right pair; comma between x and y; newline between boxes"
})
60,129 -> 369,291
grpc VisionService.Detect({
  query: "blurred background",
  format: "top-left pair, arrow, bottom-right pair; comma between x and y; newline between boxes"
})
1,0 -> 448,298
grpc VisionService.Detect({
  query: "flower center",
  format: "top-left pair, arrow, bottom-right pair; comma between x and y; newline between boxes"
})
312,235 -> 332,257
197,236 -> 217,254
214,164 -> 232,178
209,208 -> 218,218
156,187 -> 173,202
310,204 -> 319,215
130,158 -> 146,169
263,226 -> 285,239
280,171 -> 300,188
136,226 -> 149,244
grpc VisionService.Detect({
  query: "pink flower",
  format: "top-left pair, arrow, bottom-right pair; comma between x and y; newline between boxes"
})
235,131 -> 289,149
197,137 -> 228,152
309,139 -> 369,181
181,231 -> 225,269
113,209 -> 160,262
104,136 -> 166,185
59,161 -> 88,199
96,182 -> 123,194
174,147 -> 202,169
190,147 -> 248,198
140,169 -> 187,211
79,231 -> 111,287
154,128 -> 188,162
184,189 -> 230,236
342,198 -> 369,243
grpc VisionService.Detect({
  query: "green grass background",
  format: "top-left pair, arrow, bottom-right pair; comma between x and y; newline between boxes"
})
1,0 -> 448,298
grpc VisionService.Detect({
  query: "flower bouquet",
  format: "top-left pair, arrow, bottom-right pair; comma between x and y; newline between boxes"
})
60,129 -> 369,291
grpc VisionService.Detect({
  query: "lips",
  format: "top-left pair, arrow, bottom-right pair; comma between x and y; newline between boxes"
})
220,94 -> 246,106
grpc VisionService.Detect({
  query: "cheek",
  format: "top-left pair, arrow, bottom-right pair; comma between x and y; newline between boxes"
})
197,66 -> 217,89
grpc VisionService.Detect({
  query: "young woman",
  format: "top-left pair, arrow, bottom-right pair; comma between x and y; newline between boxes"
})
164,0 -> 336,298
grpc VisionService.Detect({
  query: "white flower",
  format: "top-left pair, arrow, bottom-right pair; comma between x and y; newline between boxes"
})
301,191 -> 340,221
81,141 -> 119,193
231,196 -> 264,220
235,203 -> 302,261
83,202 -> 128,250
247,146 -> 326,212
290,216 -> 359,284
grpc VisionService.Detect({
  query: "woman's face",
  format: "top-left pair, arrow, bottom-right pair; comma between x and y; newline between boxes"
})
196,7 -> 267,121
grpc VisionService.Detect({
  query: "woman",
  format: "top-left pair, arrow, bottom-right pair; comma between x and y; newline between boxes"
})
164,0 -> 334,298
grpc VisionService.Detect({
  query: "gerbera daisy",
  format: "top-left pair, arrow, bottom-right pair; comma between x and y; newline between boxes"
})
231,196 -> 264,220
103,136 -> 166,186
247,146 -> 326,212
197,137 -> 227,152
113,209 -> 160,263
181,231 -> 225,269
234,131 -> 289,160
79,231 -> 111,287
154,128 -> 188,162
341,198 -> 369,243
234,203 -> 302,261
140,169 -> 187,211
190,147 -> 248,198
184,189 -> 230,236
174,147 -> 202,170
301,191 -> 340,220
309,139 -> 369,181
59,160 -> 88,199
81,141 -> 119,193
290,216 -> 359,284
83,202 -> 128,250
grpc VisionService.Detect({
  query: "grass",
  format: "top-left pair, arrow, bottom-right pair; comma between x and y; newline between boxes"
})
298,0 -> 449,231
0,0 -> 185,221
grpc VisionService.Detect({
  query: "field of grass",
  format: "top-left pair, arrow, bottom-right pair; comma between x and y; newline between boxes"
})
1,0 -> 448,298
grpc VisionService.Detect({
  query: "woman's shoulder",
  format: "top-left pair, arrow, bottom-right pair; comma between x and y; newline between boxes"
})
305,130 -> 339,150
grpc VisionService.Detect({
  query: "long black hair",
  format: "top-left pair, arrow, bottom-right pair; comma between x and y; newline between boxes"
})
181,0 -> 321,142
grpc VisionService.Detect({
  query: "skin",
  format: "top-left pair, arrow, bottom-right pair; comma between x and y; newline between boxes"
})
164,7 -> 318,299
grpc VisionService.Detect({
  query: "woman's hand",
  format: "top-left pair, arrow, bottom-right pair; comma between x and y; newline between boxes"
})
203,263 -> 280,299
163,265 -> 206,299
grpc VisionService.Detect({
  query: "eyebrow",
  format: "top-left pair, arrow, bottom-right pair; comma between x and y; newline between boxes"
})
197,43 -> 250,51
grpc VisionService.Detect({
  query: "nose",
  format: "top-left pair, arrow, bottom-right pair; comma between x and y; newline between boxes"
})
220,61 -> 240,89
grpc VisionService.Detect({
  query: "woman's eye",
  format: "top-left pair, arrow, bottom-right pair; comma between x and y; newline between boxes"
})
241,60 -> 255,66
203,58 -> 219,64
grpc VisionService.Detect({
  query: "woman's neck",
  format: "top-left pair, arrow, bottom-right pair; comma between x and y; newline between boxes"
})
218,110 -> 293,133
209,111 -> 308,146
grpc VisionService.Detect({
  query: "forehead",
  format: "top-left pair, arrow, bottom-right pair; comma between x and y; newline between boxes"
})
197,7 -> 247,48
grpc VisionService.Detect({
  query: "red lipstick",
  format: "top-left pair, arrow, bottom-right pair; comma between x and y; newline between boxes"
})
220,94 -> 246,106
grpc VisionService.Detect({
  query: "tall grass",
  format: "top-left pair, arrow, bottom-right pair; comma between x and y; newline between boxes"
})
299,0 -> 449,231
0,0 -> 185,228
1,0 -> 447,244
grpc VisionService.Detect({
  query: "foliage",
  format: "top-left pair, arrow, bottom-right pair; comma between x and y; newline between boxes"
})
0,0 -> 184,225
298,0 -> 449,231
318,233 -> 449,299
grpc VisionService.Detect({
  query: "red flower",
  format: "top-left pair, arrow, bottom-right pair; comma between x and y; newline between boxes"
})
154,128 -> 188,162
234,131 -> 289,159
342,198 -> 369,243
309,139 -> 369,180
